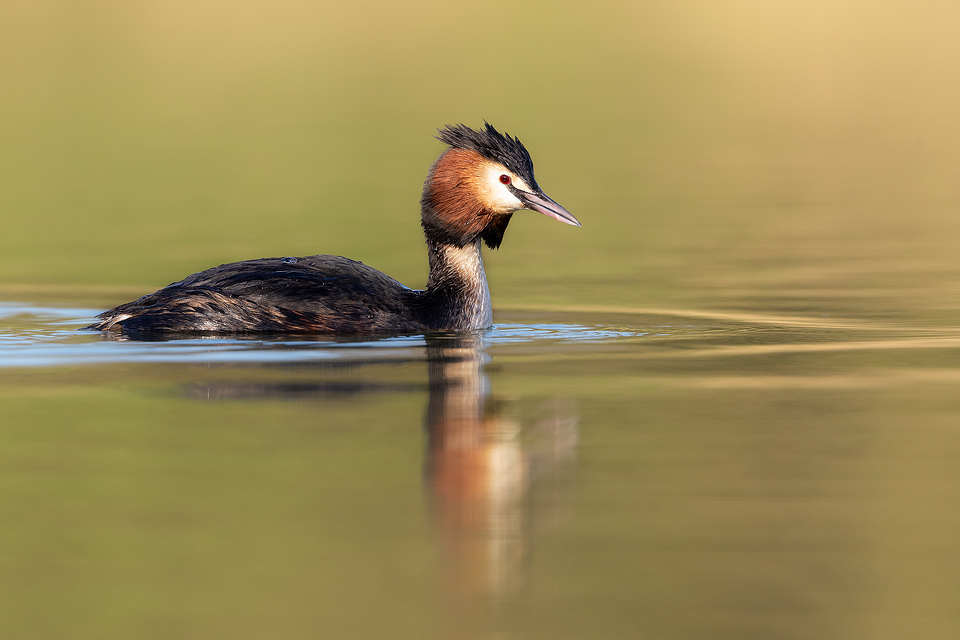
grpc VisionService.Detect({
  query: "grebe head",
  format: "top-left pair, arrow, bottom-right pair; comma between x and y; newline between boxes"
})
421,123 -> 580,249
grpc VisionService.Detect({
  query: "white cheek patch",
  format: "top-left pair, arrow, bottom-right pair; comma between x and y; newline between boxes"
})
511,175 -> 533,192
479,164 -> 525,213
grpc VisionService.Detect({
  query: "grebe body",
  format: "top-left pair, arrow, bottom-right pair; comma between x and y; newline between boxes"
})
87,123 -> 579,334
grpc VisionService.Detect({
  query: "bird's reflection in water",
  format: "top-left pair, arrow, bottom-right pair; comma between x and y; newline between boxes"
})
179,333 -> 577,599
424,334 -> 577,598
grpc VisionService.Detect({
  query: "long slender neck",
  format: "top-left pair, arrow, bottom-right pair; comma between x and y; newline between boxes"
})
418,149 -> 506,332
421,237 -> 492,331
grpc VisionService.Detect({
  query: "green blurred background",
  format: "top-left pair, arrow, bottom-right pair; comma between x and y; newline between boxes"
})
4,1 -> 959,319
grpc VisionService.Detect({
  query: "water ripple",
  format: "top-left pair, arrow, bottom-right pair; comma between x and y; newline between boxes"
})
0,303 -> 650,368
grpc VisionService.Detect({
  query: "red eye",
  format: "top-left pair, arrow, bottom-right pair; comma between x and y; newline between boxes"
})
499,174 -> 512,185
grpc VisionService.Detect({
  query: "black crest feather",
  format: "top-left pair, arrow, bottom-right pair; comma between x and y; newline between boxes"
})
436,122 -> 540,191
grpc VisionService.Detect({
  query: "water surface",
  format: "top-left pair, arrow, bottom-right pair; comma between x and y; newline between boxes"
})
3,301 -> 960,638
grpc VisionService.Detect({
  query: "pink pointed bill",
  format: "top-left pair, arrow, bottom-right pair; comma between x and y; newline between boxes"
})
518,190 -> 581,227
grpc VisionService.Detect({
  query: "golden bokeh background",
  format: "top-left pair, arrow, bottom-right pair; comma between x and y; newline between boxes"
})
4,1 -> 959,318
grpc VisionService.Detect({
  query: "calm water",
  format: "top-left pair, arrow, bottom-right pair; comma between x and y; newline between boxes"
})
4,299 -> 960,639
5,1 -> 960,638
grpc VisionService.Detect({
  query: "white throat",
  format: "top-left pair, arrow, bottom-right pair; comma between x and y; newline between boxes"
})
434,242 -> 492,330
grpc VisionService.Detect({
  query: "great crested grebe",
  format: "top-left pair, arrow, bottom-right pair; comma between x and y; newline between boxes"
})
86,123 -> 580,334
